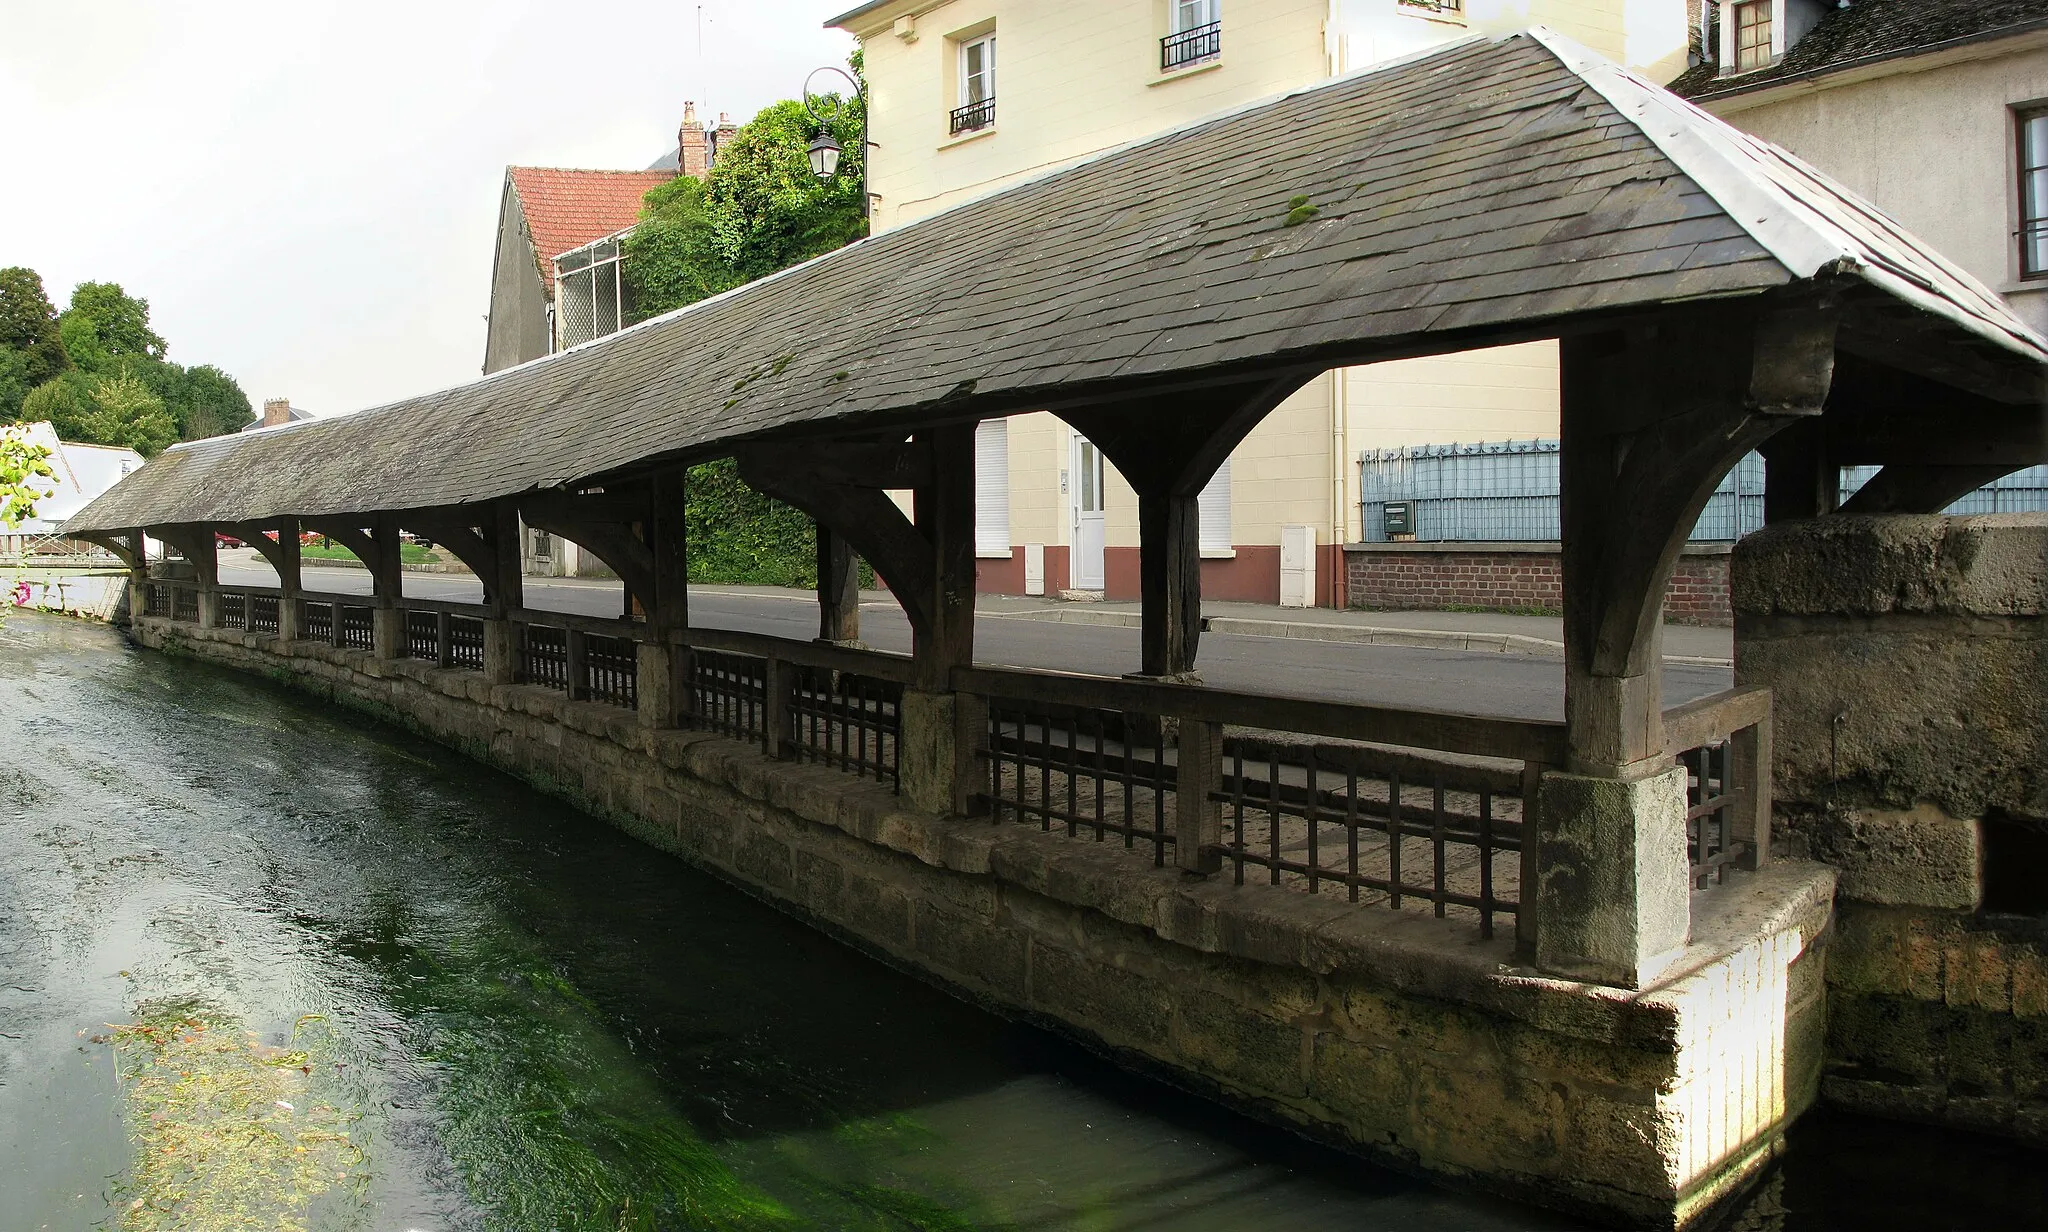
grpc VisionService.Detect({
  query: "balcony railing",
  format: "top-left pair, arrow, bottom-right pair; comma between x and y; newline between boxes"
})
949,96 -> 995,136
1161,20 -> 1221,71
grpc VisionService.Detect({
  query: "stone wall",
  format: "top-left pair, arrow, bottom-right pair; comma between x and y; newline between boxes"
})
1344,543 -> 1733,625
1733,513 -> 2048,1145
131,617 -> 1834,1229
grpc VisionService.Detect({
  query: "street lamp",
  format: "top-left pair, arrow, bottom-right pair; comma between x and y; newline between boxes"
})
802,65 -> 868,219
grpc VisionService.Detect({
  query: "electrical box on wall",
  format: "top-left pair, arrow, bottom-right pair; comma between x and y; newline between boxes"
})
1280,525 -> 1316,608
1024,543 -> 1045,596
1383,501 -> 1415,540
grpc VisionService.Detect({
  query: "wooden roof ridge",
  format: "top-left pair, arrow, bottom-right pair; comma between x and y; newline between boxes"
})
68,30 -> 2046,534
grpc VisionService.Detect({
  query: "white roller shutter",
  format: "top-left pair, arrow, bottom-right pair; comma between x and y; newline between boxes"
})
1198,456 -> 1232,554
975,420 -> 1011,556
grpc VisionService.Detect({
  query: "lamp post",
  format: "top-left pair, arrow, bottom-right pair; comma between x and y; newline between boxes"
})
802,65 -> 869,221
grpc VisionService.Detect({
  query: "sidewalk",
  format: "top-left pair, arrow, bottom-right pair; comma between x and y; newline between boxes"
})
969,593 -> 1734,666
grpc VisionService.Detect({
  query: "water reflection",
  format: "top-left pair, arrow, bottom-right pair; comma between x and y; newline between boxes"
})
0,613 -> 2040,1231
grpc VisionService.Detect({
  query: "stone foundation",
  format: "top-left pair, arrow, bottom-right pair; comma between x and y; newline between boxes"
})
132,617 -> 1833,1229
1734,513 -> 2048,1144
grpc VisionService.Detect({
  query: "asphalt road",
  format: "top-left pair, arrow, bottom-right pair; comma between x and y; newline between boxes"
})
218,563 -> 1732,722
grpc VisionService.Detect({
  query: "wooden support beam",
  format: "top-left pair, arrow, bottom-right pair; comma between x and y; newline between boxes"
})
151,526 -> 219,588
1759,419 -> 1835,523
76,531 -> 141,571
817,523 -> 860,644
912,423 -> 976,689
649,469 -> 689,638
402,521 -> 497,596
301,519 -> 383,579
1560,300 -> 1836,771
1060,370 -> 1311,677
488,502 -> 523,618
736,450 -> 938,634
517,487 -> 658,613
371,515 -> 402,603
1837,464 -> 2020,515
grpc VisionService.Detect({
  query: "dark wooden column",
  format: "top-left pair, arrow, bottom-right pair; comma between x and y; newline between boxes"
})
489,502 -> 523,617
648,469 -> 689,638
1060,371 -> 1310,679
817,524 -> 860,644
371,515 -> 402,603
1759,418 -> 1835,523
911,424 -> 976,689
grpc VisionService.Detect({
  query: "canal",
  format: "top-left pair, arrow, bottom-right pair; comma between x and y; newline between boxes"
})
0,612 -> 2040,1231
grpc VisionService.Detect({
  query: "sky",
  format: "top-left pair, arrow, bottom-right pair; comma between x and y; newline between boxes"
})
0,1 -> 856,417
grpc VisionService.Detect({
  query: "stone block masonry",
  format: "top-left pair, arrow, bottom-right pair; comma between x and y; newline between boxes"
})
131,617 -> 1835,1230
1345,543 -> 1734,625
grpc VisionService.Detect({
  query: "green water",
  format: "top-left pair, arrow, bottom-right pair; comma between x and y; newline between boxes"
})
0,614 -> 2040,1230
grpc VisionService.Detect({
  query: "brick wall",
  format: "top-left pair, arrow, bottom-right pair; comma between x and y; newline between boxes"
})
1343,543 -> 1733,626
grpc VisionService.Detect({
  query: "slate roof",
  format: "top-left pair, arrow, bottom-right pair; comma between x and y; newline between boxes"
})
71,30 -> 2048,535
506,167 -> 673,293
1670,0 -> 2048,101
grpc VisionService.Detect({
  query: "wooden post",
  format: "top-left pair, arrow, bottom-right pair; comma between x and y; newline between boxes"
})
912,424 -> 976,691
275,520 -> 302,642
1174,718 -> 1224,873
436,611 -> 453,668
330,602 -> 345,650
816,524 -> 861,645
1759,418 -> 1834,523
762,657 -> 794,759
1138,488 -> 1202,680
644,470 -> 692,727
565,628 -> 588,700
483,503 -> 522,685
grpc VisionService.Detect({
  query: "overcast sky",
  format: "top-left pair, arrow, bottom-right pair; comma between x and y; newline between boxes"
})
0,1 -> 855,417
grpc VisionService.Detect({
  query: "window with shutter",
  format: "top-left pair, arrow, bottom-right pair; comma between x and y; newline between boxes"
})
975,420 -> 1011,556
1198,457 -> 1232,555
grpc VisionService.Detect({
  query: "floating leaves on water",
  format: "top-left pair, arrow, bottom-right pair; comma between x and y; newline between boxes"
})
102,998 -> 366,1232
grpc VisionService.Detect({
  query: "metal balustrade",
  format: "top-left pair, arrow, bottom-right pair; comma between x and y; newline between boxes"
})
1217,737 -> 1524,939
949,96 -> 995,135
519,623 -> 569,691
583,634 -> 638,709
983,699 -> 1175,865
172,586 -> 199,623
448,616 -> 485,671
218,590 -> 246,630
142,583 -> 169,618
691,648 -> 766,740
1161,20 -> 1220,71
1664,687 -> 1772,889
248,593 -> 280,636
338,605 -> 374,651
303,600 -> 333,642
404,609 -> 439,660
789,666 -> 901,787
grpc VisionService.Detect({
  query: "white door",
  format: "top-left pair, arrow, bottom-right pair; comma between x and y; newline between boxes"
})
1071,435 -> 1106,591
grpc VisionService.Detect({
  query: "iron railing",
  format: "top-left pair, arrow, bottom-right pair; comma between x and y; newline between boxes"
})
789,666 -> 902,786
339,605 -> 374,651
173,586 -> 200,624
218,590 -> 245,630
248,593 -> 280,636
448,615 -> 485,671
982,699 -> 1175,865
949,96 -> 995,135
142,582 -> 169,618
404,609 -> 439,660
1665,686 -> 1772,889
1161,20 -> 1221,71
584,633 -> 638,709
303,600 -> 333,643
691,648 -> 767,741
520,623 -> 569,691
1217,737 -> 1524,939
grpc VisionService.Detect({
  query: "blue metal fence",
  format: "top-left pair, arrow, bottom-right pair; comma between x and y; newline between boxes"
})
1838,464 -> 2048,513
1357,439 -> 1765,543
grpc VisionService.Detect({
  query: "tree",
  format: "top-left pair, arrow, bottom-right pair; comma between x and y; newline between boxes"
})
58,281 -> 167,372
0,267 -> 72,394
623,55 -> 866,320
170,364 -> 256,440
0,347 -> 34,422
21,364 -> 177,457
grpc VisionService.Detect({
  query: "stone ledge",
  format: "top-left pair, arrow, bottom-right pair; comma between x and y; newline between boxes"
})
1733,514 -> 2048,618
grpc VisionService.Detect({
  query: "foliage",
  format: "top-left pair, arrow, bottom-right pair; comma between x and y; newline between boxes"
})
58,280 -> 167,371
624,52 -> 866,322
0,346 -> 34,421
623,56 -> 869,586
98,1001 -> 366,1232
1,422 -> 55,527
21,363 -> 179,456
144,360 -> 257,441
0,266 -> 72,396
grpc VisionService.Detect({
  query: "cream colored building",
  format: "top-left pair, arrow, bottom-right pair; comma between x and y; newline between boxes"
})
831,0 -> 1690,604
1672,0 -> 2048,338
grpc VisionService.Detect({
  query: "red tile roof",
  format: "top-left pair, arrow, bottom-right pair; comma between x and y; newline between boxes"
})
507,167 -> 674,292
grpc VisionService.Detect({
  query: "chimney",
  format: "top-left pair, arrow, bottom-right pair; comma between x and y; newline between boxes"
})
262,397 -> 292,428
678,101 -> 710,177
711,111 -> 738,166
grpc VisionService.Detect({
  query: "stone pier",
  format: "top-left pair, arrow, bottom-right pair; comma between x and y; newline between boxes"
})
1735,513 -> 2048,1143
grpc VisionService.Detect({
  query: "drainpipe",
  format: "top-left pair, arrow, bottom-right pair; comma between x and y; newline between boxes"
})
1330,367 -> 1349,608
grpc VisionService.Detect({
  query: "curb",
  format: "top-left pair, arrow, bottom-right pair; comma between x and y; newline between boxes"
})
983,606 -> 1733,667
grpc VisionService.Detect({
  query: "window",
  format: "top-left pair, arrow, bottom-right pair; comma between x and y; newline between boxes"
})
2020,110 -> 2048,279
975,420 -> 1010,555
1198,457 -> 1231,554
1732,1 -> 1772,72
553,234 -> 630,350
952,33 -> 996,134
1163,1 -> 1221,71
